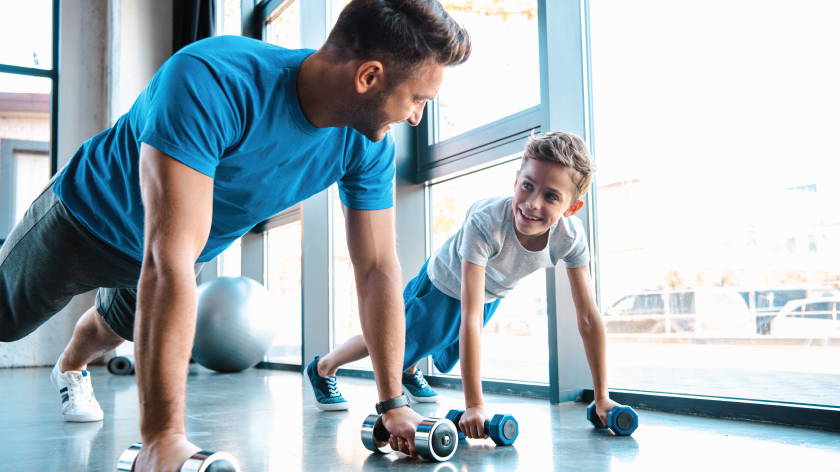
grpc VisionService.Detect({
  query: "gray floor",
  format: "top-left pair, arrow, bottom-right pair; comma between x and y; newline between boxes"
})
1,366 -> 839,471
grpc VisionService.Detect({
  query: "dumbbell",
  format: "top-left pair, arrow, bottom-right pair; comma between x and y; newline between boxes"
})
444,410 -> 518,446
117,443 -> 241,471
586,401 -> 638,436
361,414 -> 458,462
107,355 -> 135,375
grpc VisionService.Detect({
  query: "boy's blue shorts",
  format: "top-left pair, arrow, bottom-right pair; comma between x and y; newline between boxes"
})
403,258 -> 500,373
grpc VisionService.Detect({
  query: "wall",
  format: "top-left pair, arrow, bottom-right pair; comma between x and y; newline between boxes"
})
0,0 -> 173,368
108,0 -> 173,124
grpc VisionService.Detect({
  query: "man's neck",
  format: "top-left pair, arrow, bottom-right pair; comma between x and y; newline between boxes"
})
296,51 -> 351,129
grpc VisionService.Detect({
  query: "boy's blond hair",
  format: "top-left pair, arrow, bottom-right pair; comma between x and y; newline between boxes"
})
522,131 -> 596,202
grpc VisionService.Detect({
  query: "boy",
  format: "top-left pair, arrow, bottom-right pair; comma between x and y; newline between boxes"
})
307,131 -> 619,437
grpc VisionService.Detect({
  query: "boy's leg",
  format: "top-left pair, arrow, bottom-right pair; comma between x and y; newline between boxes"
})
305,335 -> 369,411
317,334 -> 369,376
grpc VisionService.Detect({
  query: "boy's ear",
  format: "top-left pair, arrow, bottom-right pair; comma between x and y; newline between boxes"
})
564,199 -> 585,217
514,170 -> 520,191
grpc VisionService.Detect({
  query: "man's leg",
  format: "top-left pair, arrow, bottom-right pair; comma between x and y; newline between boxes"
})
61,305 -> 126,372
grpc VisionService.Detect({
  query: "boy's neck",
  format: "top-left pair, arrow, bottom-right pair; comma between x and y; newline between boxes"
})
514,225 -> 550,252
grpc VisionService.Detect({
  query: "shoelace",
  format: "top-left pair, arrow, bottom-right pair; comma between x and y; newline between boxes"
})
66,372 -> 96,406
413,370 -> 429,389
325,377 -> 341,398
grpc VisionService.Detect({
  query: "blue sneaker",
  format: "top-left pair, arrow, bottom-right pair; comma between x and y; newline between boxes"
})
306,357 -> 349,411
402,369 -> 439,403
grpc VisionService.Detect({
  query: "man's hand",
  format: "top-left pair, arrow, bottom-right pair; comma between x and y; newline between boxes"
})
382,406 -> 424,458
459,405 -> 491,439
133,434 -> 201,472
594,397 -> 620,427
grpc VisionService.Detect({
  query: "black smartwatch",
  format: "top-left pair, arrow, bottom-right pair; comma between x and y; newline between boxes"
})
375,394 -> 410,415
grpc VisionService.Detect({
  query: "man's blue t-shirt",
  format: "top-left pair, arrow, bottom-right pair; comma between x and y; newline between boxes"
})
55,36 -> 395,263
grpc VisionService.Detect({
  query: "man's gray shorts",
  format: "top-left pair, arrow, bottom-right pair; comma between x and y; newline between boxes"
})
0,179 -> 201,342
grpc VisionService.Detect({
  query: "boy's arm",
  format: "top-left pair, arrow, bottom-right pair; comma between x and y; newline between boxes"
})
567,265 -> 619,426
458,259 -> 492,439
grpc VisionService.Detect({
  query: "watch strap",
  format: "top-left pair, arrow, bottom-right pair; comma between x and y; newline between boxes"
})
375,394 -> 409,415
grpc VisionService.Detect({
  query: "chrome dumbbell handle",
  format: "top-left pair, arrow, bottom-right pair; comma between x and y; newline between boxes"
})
415,418 -> 458,462
117,443 -> 241,472
361,414 -> 393,454
361,414 -> 458,462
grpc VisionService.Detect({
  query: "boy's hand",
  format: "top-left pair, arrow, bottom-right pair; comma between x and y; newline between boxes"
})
460,405 -> 492,439
595,397 -> 620,426
382,406 -> 424,458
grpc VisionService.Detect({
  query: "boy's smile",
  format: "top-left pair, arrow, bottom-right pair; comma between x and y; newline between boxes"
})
512,159 -> 584,250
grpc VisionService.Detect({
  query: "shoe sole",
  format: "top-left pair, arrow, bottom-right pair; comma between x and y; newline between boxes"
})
404,389 -> 440,403
307,375 -> 350,411
64,412 -> 104,422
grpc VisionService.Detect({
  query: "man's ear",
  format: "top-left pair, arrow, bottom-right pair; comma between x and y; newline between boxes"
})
514,170 -> 520,191
564,199 -> 585,217
355,60 -> 385,94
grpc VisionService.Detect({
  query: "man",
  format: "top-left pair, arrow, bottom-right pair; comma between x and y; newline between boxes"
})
0,0 -> 471,469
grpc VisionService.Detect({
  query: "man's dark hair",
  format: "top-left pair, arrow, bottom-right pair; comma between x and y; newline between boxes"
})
325,0 -> 471,83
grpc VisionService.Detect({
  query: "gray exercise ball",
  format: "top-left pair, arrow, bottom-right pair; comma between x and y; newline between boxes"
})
192,276 -> 279,373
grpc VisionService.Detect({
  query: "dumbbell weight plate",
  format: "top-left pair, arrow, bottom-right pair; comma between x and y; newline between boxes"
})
117,443 -> 241,472
616,412 -> 635,431
361,414 -> 393,454
502,419 -> 517,441
415,418 -> 458,462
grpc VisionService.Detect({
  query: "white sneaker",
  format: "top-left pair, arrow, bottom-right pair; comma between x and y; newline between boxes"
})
50,357 -> 104,422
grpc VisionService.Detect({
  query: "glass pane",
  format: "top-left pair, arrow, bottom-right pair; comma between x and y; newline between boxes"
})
265,1 -> 300,49
329,0 -> 351,29
435,0 -> 539,142
222,0 -> 242,36
218,238 -> 242,277
266,222 -> 303,364
0,0 -> 53,70
332,186 -> 372,370
0,73 -> 52,242
592,0 -> 840,406
431,159 -> 549,383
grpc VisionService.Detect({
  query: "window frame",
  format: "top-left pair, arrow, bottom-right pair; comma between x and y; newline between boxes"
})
237,0 -> 840,431
0,0 -> 60,246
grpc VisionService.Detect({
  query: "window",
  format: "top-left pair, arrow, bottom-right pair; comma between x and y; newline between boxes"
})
329,0 -> 351,29
430,159 -> 549,383
265,1 -> 300,49
0,1 -> 53,70
591,0 -> 840,406
433,0 -> 539,142
221,0 -> 242,36
0,0 -> 57,245
265,222 -> 302,364
218,238 -> 242,278
331,186 -> 372,370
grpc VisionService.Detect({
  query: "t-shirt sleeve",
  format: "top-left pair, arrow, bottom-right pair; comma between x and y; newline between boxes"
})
337,133 -> 396,210
458,208 -> 496,267
562,219 -> 591,268
137,54 -> 239,179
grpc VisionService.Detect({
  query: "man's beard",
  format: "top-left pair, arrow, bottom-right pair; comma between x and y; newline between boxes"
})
350,90 -> 391,142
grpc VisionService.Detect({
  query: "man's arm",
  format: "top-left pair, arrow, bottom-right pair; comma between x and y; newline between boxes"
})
458,259 -> 491,438
134,144 -> 214,471
567,265 -> 618,425
342,205 -> 424,457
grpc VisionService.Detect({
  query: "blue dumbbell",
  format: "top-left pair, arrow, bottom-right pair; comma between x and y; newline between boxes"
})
586,401 -> 638,436
445,409 -> 518,446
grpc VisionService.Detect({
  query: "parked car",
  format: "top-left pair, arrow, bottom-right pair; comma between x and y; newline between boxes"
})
603,287 -> 753,335
769,297 -> 840,338
738,285 -> 840,334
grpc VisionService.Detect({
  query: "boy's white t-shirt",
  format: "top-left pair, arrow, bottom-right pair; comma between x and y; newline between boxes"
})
427,196 -> 590,302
